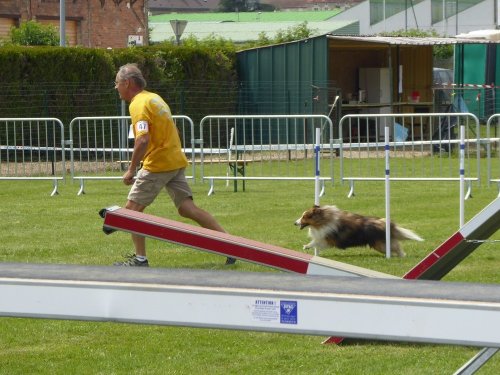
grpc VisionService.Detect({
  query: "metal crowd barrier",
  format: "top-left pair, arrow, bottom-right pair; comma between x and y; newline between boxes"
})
0,118 -> 65,196
486,114 -> 500,197
198,115 -> 335,196
338,113 -> 481,198
4,113 -> 500,201
69,116 -> 195,195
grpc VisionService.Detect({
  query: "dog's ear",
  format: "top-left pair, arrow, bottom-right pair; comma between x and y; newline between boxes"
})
312,205 -> 322,216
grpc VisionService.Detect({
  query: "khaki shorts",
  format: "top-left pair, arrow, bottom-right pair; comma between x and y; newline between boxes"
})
128,168 -> 192,209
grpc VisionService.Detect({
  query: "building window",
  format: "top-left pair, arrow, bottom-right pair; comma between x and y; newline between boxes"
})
370,0 -> 425,26
431,0 -> 483,25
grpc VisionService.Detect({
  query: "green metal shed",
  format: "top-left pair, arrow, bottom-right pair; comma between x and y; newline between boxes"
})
237,34 -> 332,116
455,43 -> 498,120
237,34 -> 500,128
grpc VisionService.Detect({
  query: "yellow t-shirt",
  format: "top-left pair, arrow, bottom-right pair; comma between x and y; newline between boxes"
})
129,91 -> 188,172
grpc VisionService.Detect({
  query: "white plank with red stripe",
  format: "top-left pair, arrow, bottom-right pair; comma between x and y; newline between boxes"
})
404,197 -> 500,280
101,207 -> 393,279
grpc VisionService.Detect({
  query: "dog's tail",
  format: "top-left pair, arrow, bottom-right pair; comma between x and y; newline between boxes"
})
395,226 -> 424,242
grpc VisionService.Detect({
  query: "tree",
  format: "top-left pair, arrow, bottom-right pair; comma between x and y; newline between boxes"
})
9,21 -> 60,46
249,22 -> 319,48
379,29 -> 453,60
273,22 -> 317,44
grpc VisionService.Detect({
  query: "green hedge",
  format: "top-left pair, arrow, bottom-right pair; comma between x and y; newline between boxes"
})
0,44 -> 238,125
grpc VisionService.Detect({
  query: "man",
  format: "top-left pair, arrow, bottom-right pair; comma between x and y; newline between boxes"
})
114,63 -> 235,266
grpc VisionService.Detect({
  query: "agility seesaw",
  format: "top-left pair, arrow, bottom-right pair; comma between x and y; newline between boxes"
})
100,196 -> 500,281
99,206 -> 393,279
100,198 -> 500,358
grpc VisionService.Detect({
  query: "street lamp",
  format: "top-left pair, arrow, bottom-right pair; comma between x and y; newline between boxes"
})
59,0 -> 66,46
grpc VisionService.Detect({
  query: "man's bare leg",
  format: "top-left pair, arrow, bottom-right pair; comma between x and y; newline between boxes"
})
178,198 -> 236,264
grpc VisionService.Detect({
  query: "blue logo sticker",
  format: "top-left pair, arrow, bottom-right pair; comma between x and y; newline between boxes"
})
280,300 -> 297,324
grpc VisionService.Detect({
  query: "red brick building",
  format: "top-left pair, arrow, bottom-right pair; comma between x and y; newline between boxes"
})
0,0 -> 148,48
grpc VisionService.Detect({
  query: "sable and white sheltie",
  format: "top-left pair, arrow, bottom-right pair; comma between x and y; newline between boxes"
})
294,205 -> 423,257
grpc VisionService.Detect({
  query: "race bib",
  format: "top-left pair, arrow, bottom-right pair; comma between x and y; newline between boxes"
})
136,121 -> 149,133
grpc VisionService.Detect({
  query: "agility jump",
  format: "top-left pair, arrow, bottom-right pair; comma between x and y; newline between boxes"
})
99,206 -> 393,279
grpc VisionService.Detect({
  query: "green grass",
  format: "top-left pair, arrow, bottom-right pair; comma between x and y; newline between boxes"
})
0,175 -> 500,374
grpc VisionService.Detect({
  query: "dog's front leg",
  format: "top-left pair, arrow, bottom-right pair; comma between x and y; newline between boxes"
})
303,240 -> 316,250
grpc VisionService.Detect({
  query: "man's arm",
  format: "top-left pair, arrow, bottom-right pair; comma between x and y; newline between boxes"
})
123,133 -> 149,185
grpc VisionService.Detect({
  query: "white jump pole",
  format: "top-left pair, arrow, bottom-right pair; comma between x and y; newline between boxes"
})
385,125 -> 391,259
314,127 -> 321,207
459,125 -> 465,228
313,127 -> 321,256
226,127 -> 235,187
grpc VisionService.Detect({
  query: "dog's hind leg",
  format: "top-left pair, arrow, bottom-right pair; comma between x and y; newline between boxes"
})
391,240 -> 406,257
372,241 -> 386,255
372,241 -> 405,257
